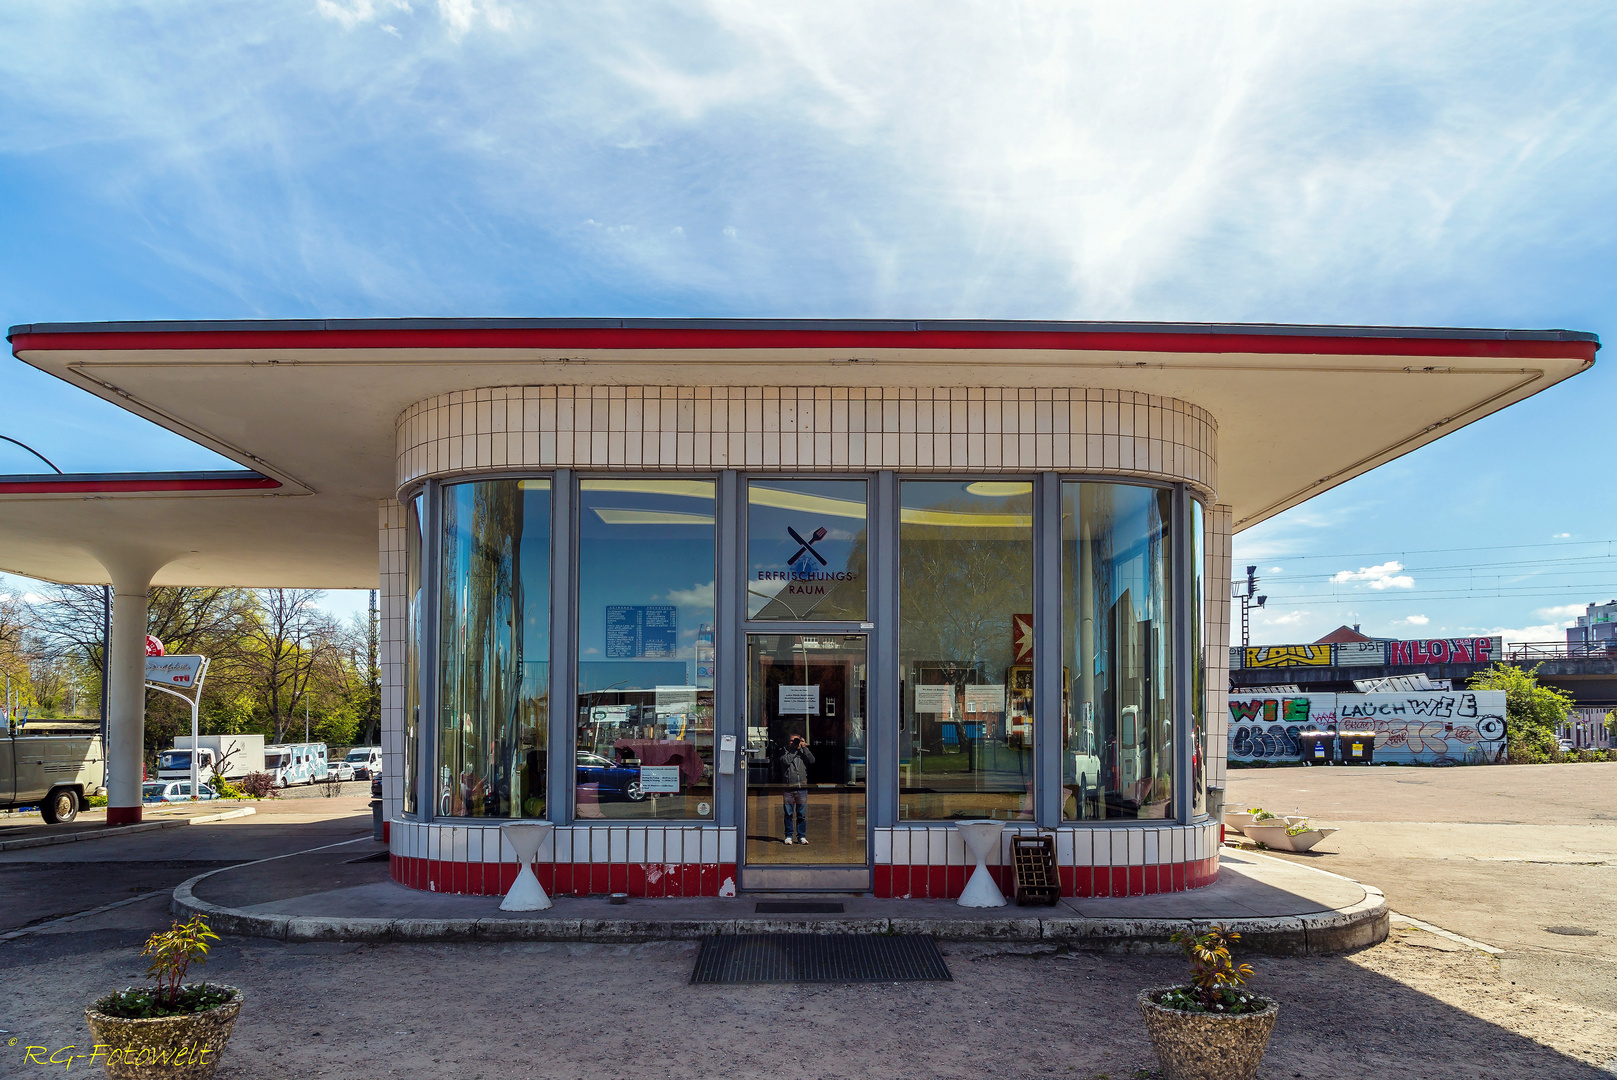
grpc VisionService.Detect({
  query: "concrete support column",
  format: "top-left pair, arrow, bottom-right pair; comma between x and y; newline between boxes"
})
106,569 -> 154,825
93,547 -> 172,827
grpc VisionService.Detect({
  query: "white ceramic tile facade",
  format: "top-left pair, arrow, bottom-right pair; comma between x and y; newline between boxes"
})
396,386 -> 1218,495
378,500 -> 407,823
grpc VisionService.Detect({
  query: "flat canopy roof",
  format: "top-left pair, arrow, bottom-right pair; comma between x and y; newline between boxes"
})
3,318 -> 1598,588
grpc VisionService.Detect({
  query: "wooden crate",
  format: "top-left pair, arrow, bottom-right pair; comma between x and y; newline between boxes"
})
1012,834 -> 1061,906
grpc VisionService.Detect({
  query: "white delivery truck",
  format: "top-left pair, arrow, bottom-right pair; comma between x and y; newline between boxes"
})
264,742 -> 329,786
159,735 -> 266,783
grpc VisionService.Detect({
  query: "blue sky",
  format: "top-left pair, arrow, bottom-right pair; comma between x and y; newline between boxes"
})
2,1 -> 1615,639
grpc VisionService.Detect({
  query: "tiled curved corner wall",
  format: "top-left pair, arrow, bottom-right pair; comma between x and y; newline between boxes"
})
395,385 -> 1217,493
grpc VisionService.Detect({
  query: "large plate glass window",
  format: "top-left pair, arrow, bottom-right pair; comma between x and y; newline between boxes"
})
1190,498 -> 1206,817
1061,482 -> 1175,820
576,479 -> 716,820
404,492 -> 422,815
438,479 -> 551,818
747,479 -> 868,620
898,480 -> 1035,821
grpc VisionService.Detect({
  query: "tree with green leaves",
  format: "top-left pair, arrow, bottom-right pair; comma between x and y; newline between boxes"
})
1467,662 -> 1574,764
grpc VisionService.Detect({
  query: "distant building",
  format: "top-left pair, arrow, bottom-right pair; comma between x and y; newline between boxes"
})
1567,601 -> 1617,648
1314,624 -> 1378,644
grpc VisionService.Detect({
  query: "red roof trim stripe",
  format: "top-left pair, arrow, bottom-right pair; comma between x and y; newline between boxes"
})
0,476 -> 281,495
7,328 -> 1599,361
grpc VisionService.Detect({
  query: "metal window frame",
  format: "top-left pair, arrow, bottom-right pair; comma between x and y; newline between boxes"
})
1052,474 -> 1187,830
738,472 -> 880,882
572,470 -> 722,826
883,472 -> 1044,826
405,464 -> 1208,843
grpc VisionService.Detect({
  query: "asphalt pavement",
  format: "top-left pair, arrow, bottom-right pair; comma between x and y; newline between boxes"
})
0,801 -> 373,935
1226,761 -> 1617,1014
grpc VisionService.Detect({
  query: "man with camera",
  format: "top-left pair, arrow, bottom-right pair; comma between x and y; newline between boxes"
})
781,733 -> 815,845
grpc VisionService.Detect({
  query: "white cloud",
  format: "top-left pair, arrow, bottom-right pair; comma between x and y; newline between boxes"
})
315,0 -> 411,31
1535,603 -> 1585,621
1396,614 -> 1430,626
1331,561 -> 1415,590
1483,623 -> 1568,647
1553,532 -> 1572,539
1268,566 -> 1283,574
1257,609 -> 1310,627
663,581 -> 715,609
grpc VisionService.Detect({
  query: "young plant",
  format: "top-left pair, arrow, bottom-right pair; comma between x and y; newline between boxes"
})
1285,819 -> 1314,837
143,915 -> 220,1009
1159,925 -> 1261,1014
1249,808 -> 1277,822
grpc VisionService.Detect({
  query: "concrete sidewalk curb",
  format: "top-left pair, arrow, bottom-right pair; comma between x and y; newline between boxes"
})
171,871 -> 1388,956
0,806 -> 257,852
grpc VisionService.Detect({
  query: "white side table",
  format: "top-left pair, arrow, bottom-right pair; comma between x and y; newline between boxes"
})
955,819 -> 1008,908
499,821 -> 555,911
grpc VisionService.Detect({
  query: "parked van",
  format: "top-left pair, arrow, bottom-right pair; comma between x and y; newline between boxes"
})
0,720 -> 105,823
343,746 -> 383,779
264,743 -> 328,787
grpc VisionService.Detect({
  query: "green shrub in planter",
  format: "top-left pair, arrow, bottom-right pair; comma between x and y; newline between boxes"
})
83,915 -> 245,1079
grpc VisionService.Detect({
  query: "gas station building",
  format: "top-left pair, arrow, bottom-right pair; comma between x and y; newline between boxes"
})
1,319 -> 1596,898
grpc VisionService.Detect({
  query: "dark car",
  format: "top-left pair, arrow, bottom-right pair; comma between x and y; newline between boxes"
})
575,752 -> 647,802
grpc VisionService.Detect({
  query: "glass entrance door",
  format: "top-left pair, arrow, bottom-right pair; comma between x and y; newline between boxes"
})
744,633 -> 868,888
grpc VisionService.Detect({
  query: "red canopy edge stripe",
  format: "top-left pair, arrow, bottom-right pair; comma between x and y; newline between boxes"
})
8,328 -> 1600,361
0,476 -> 282,494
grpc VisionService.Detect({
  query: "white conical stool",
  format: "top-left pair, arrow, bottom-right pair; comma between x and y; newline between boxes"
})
500,821 -> 554,911
955,820 -> 1008,908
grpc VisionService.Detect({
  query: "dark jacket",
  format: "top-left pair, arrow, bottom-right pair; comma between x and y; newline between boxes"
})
781,744 -> 815,788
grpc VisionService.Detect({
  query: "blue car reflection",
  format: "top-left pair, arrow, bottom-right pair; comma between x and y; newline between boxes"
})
575,752 -> 647,802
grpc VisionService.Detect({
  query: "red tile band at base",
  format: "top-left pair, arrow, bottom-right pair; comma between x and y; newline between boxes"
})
106,805 -> 142,826
389,857 -> 739,898
864,860 -> 1219,899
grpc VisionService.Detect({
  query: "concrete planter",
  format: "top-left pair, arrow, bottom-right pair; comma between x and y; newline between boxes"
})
1241,822 -> 1338,852
84,984 -> 244,1080
1137,986 -> 1279,1080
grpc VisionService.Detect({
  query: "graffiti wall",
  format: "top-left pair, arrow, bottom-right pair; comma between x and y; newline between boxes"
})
1228,690 -> 1508,765
1230,637 -> 1502,670
1337,691 -> 1508,764
1228,694 -> 1338,762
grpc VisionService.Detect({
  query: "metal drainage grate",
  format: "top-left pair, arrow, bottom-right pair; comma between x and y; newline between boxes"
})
691,934 -> 951,985
754,901 -> 845,914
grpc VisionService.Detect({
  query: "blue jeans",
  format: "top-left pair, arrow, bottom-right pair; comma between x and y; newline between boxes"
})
783,788 -> 807,841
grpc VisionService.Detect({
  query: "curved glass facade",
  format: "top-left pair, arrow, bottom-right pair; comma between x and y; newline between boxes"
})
405,472 -> 1211,834
1061,482 -> 1175,820
437,479 -> 551,818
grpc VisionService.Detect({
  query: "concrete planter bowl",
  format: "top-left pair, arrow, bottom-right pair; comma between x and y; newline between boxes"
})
84,985 -> 244,1080
1137,987 -> 1279,1080
1241,822 -> 1338,852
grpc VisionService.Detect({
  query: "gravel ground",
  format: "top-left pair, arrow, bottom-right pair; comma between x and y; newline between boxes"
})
4,913 -> 1613,1079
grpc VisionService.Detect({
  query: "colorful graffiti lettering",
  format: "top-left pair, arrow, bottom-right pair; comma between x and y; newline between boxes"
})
1231,724 -> 1303,759
1228,691 -> 1506,764
1386,637 -> 1496,666
1244,645 -> 1332,668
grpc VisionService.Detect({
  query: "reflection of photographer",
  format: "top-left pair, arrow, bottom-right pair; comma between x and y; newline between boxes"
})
780,734 -> 815,845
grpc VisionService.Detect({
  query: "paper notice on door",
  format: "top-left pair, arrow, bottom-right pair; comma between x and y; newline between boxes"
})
779,685 -> 821,714
913,685 -> 954,715
639,765 -> 681,793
